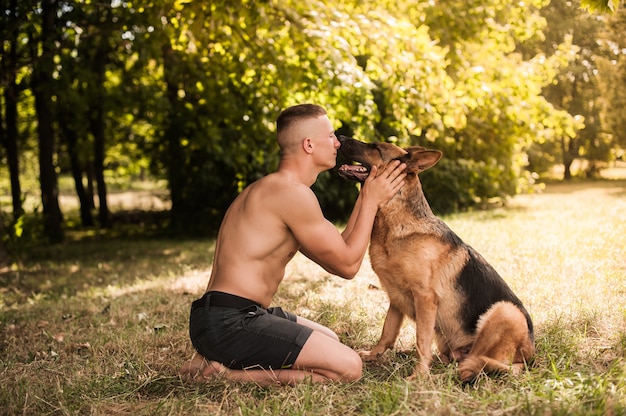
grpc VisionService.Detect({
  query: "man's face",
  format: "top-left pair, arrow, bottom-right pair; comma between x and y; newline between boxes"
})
308,115 -> 340,169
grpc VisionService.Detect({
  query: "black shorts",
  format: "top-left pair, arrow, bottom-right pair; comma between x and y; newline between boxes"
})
189,291 -> 313,370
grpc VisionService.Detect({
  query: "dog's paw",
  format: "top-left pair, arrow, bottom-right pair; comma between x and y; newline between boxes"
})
509,363 -> 525,377
358,349 -> 384,362
458,357 -> 482,382
459,368 -> 478,383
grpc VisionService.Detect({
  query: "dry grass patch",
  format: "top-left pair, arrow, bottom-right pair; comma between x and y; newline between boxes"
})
2,180 -> 626,415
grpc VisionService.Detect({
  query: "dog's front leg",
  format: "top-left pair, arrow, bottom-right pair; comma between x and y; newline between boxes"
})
410,290 -> 438,378
359,304 -> 404,361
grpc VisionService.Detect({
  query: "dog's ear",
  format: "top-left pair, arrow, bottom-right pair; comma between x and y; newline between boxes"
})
403,147 -> 442,172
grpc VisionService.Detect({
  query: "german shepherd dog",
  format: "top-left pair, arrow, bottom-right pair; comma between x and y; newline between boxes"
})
337,135 -> 535,382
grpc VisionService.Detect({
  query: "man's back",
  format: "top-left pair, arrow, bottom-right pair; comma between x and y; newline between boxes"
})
207,172 -> 306,307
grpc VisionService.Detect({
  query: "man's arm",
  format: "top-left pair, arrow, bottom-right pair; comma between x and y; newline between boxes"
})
294,162 -> 405,279
341,190 -> 362,240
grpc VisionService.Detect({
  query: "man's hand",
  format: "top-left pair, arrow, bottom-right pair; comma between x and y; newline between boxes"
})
362,160 -> 407,207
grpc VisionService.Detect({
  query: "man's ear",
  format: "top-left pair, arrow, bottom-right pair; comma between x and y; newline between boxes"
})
404,147 -> 442,172
303,138 -> 314,154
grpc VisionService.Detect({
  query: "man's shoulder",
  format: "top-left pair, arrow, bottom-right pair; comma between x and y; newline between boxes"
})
245,174 -> 319,219
253,173 -> 312,196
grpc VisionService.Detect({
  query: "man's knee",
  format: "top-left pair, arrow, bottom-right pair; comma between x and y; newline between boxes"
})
341,350 -> 363,382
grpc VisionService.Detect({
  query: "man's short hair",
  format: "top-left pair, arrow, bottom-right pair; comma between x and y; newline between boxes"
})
276,104 -> 327,136
275,104 -> 327,155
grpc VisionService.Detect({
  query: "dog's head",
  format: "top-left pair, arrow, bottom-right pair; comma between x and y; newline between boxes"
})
337,135 -> 442,183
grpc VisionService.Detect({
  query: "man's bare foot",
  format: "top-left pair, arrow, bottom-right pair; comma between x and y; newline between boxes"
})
179,353 -> 228,381
179,352 -> 208,379
201,360 -> 228,379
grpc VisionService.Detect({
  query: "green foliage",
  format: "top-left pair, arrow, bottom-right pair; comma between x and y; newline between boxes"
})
422,158 -> 514,214
150,0 -> 579,224
2,210 -> 45,265
312,169 -> 360,222
519,0 -> 624,179
152,0 -> 384,231
597,5 -> 626,151
580,0 -> 622,13
5,0 -> 623,235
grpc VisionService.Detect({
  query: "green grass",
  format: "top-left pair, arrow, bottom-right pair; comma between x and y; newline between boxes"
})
2,180 -> 626,415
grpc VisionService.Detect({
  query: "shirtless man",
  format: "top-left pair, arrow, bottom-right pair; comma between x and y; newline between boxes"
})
178,104 -> 406,385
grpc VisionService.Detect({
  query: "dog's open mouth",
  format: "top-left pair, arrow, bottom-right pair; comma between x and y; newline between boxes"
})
338,163 -> 370,183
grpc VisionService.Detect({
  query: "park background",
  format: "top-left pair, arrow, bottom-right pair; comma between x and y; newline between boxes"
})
1,0 -> 626,414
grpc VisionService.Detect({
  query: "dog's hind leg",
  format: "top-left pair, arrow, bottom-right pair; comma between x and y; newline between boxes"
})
458,301 -> 534,382
359,304 -> 404,361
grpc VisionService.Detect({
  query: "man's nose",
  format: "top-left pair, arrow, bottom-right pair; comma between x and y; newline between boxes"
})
334,135 -> 341,149
337,134 -> 350,148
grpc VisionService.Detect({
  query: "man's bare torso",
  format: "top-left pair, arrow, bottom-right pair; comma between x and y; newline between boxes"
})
206,172 -> 307,307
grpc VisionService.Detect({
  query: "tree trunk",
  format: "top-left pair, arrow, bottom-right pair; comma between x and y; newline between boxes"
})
59,115 -> 94,227
162,43 -> 187,231
32,0 -> 64,243
561,136 -> 577,181
86,162 -> 95,210
92,117 -> 111,228
563,158 -> 573,180
2,0 -> 24,221
0,209 -> 9,268
89,38 -> 111,228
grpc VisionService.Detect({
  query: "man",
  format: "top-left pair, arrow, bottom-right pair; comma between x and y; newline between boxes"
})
179,104 -> 406,385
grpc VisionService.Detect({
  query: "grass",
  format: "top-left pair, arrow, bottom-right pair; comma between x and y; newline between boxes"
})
2,179 -> 626,415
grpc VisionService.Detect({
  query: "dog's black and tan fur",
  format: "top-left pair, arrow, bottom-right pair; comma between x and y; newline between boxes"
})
337,135 -> 535,382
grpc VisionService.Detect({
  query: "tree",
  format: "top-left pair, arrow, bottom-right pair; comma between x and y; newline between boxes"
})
55,0 -> 131,229
145,0 -> 382,232
118,0 -> 579,224
415,0 -> 577,204
87,32 -> 113,228
0,0 -> 595,241
596,4 -> 626,152
57,106 -> 94,227
0,209 -> 8,267
519,0 -> 613,179
0,0 -> 25,221
30,0 -> 64,243
51,0 -> 150,229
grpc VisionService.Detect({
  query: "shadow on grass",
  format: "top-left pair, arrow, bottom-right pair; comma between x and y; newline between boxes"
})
0,234 -> 215,305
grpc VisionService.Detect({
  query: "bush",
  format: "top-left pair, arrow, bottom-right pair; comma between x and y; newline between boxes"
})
421,158 -> 514,214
